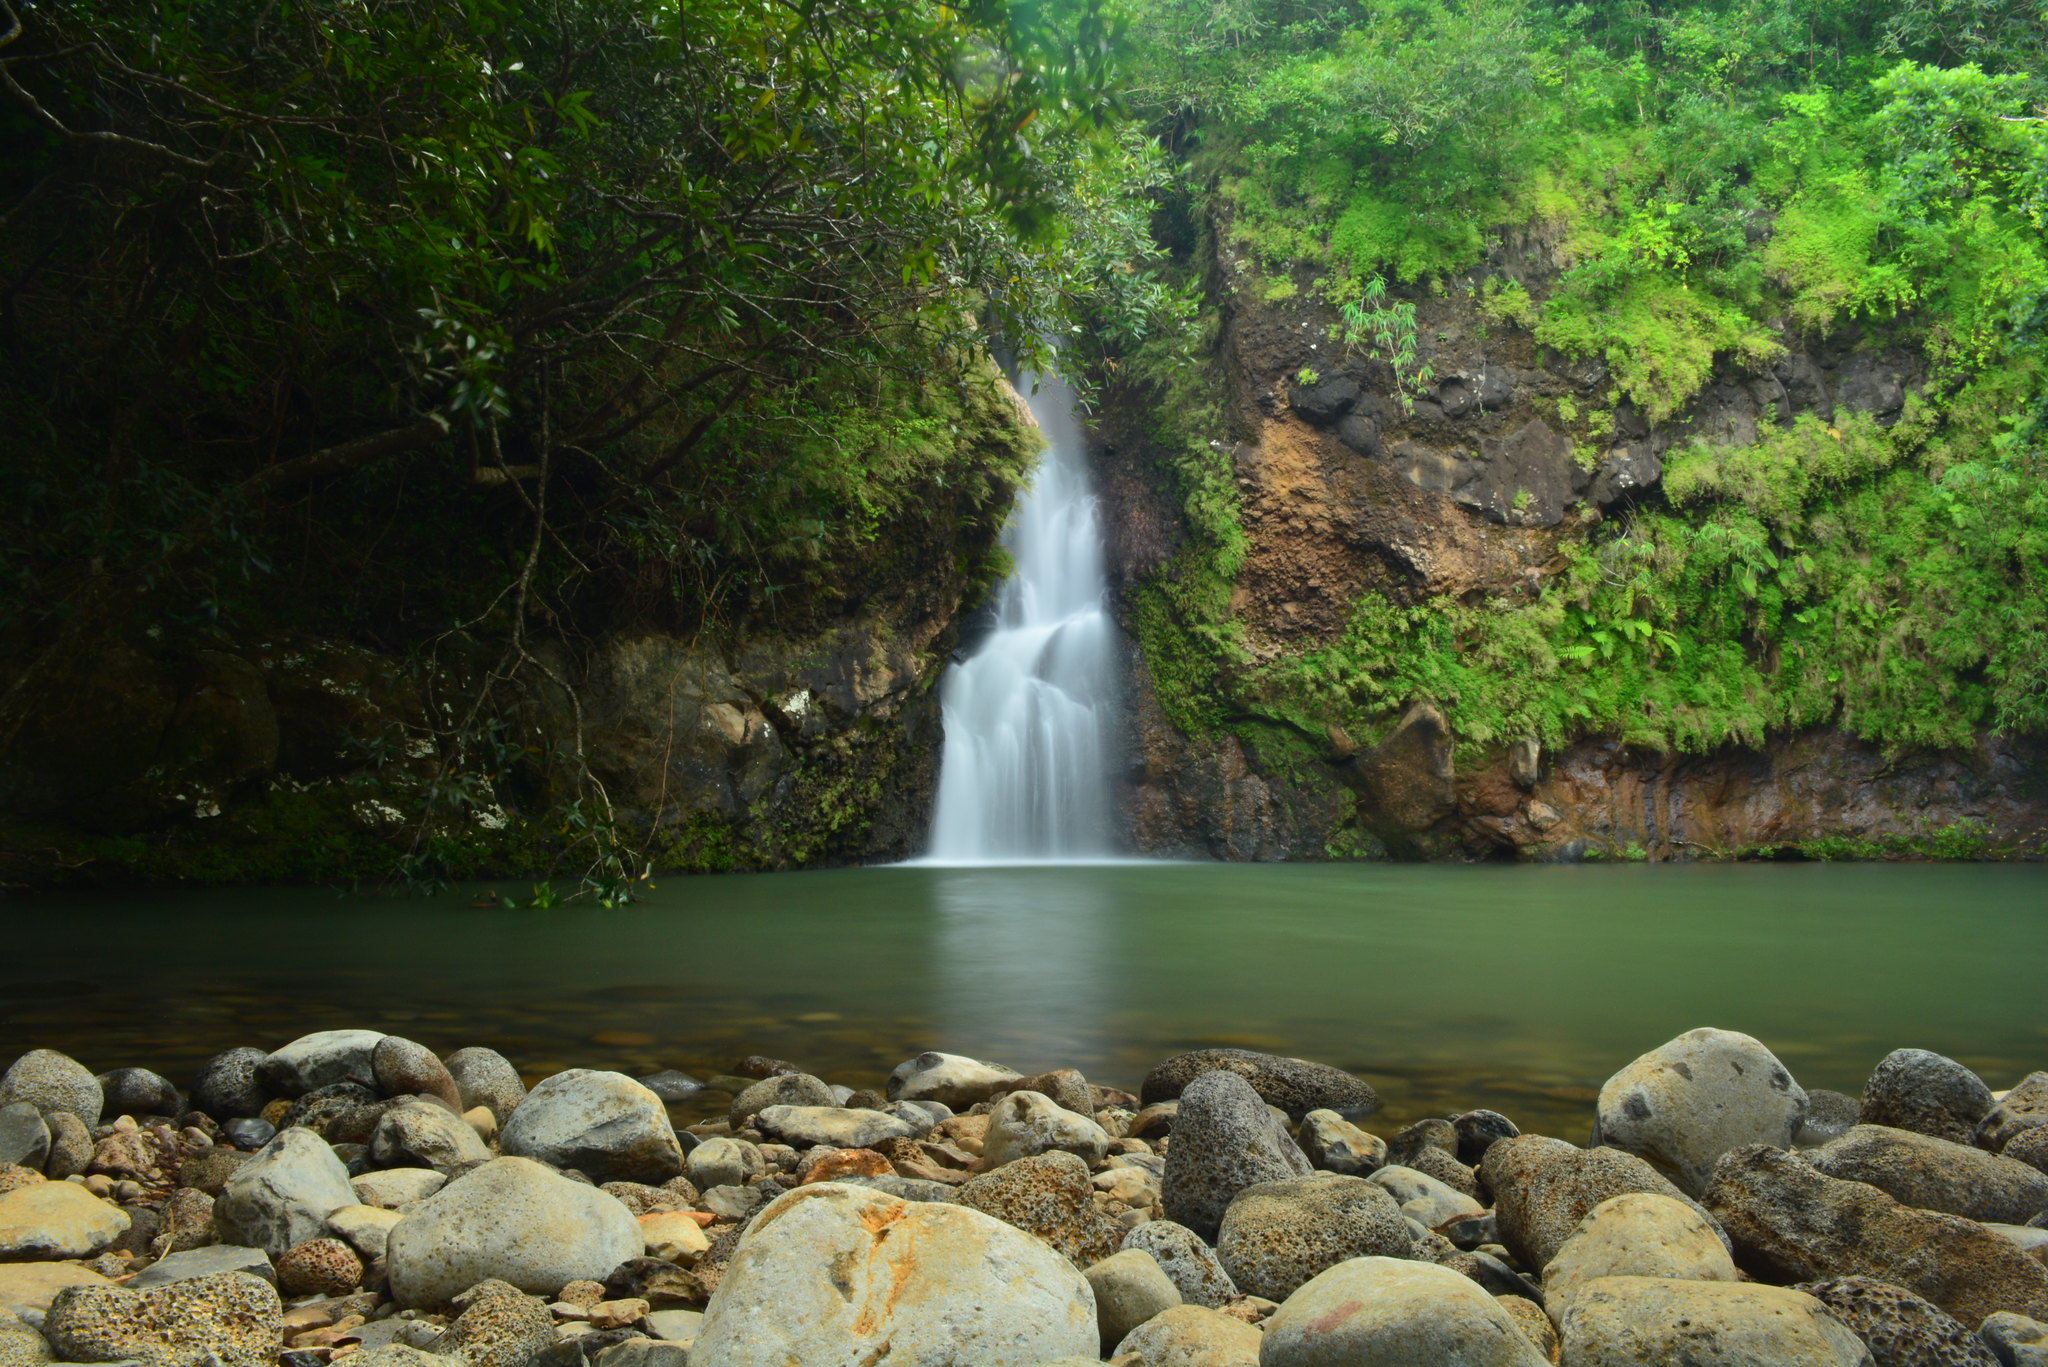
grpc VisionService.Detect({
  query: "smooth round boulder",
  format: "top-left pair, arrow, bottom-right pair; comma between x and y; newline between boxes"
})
1367,1163 -> 1484,1230
1982,1312 -> 2048,1366
1085,1249 -> 1182,1353
691,1181 -> 1098,1366
885,1051 -> 1023,1109
1861,1050 -> 1993,1146
385,1156 -> 643,1307
982,1090 -> 1111,1169
0,1178 -> 130,1258
371,1037 -> 461,1110
728,1072 -> 836,1130
96,1068 -> 182,1119
368,1098 -> 492,1175
1262,1256 -> 1551,1366
1141,1048 -> 1376,1121
213,1127 -> 358,1256
445,1047 -> 526,1122
1161,1070 -> 1312,1242
0,1051 -> 101,1129
686,1137 -> 763,1193
1558,1276 -> 1873,1366
1791,1276 -> 1998,1367
1121,1220 -> 1239,1309
258,1030 -> 384,1098
1542,1192 -> 1738,1316
191,1048 -> 271,1123
1454,1110 -> 1522,1165
1594,1027 -> 1808,1196
500,1069 -> 685,1184
753,1104 -> 917,1151
1113,1303 -> 1264,1366
1216,1172 -> 1410,1302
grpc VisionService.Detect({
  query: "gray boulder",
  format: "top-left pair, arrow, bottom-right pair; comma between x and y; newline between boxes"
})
1120,1220 -> 1238,1309
1705,1142 -> 2048,1328
369,1098 -> 492,1175
1557,1276 -> 1873,1366
1261,1256 -> 1550,1366
258,1029 -> 384,1097
1215,1172 -> 1410,1302
191,1047 -> 271,1122
213,1127 -> 358,1255
0,1105 -> 48,1173
1810,1125 -> 2048,1226
131,1244 -> 275,1288
1594,1027 -> 1808,1195
0,1051 -> 101,1129
691,1182 -> 1098,1366
1862,1050 -> 1994,1146
445,1047 -> 526,1122
1793,1277 -> 1998,1367
1984,1312 -> 2048,1367
384,1156 -> 643,1307
500,1069 -> 685,1184
752,1105 -> 916,1151
981,1090 -> 1110,1169
686,1137 -> 763,1192
96,1068 -> 182,1118
1482,1134 -> 1727,1271
885,1052 -> 1022,1109
42,1112 -> 89,1182
1140,1048 -> 1376,1121
1161,1070 -> 1312,1242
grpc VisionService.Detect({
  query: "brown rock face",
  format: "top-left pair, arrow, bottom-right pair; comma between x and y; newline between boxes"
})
1349,702 -> 1456,849
1704,1144 -> 2048,1328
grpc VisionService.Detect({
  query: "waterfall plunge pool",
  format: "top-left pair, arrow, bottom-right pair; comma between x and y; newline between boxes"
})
4,861 -> 2042,1139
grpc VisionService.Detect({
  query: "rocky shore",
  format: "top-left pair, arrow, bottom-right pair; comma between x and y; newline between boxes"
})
2,1029 -> 2047,1366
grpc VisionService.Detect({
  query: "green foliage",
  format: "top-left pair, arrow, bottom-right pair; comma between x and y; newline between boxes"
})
1337,275 -> 1431,410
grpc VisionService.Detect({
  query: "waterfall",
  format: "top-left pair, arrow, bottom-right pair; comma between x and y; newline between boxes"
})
924,370 -> 1119,862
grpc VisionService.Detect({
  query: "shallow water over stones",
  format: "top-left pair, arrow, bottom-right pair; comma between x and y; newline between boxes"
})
2,863 -> 2043,1138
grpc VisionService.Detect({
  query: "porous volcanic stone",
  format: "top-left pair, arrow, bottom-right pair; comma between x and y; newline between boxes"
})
1861,1049 -> 1994,1145
1215,1171 -> 1410,1302
1161,1070 -> 1313,1242
1121,1220 -> 1239,1309
1141,1049 -> 1376,1121
1704,1142 -> 2048,1327
957,1150 -> 1124,1267
499,1069 -> 685,1185
44,1270 -> 282,1367
0,1051 -> 101,1129
690,1182 -> 1098,1366
1594,1027 -> 1808,1195
1557,1276 -> 1873,1366
1481,1134 -> 1726,1272
276,1236 -> 363,1297
0,1305 -> 49,1367
1261,1256 -> 1551,1366
436,1279 -> 554,1367
95,1068 -> 181,1119
1982,1075 -> 2048,1154
1792,1276 -> 1998,1367
1809,1124 -> 2048,1225
384,1156 -> 643,1307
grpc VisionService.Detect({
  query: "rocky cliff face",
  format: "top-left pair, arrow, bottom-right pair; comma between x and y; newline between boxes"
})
0,386 -> 1036,886
1095,224 -> 2047,861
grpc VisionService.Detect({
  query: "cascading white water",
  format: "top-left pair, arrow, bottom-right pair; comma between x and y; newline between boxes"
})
924,370 -> 1119,862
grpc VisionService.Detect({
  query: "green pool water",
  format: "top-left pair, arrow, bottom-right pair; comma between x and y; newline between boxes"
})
3,862 -> 2042,1138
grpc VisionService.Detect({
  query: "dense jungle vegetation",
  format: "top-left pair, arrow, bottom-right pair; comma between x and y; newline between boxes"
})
1114,0 -> 2048,763
0,0 -> 2043,880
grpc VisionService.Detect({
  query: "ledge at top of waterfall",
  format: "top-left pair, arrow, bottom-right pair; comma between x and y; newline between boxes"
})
920,369 -> 1125,865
